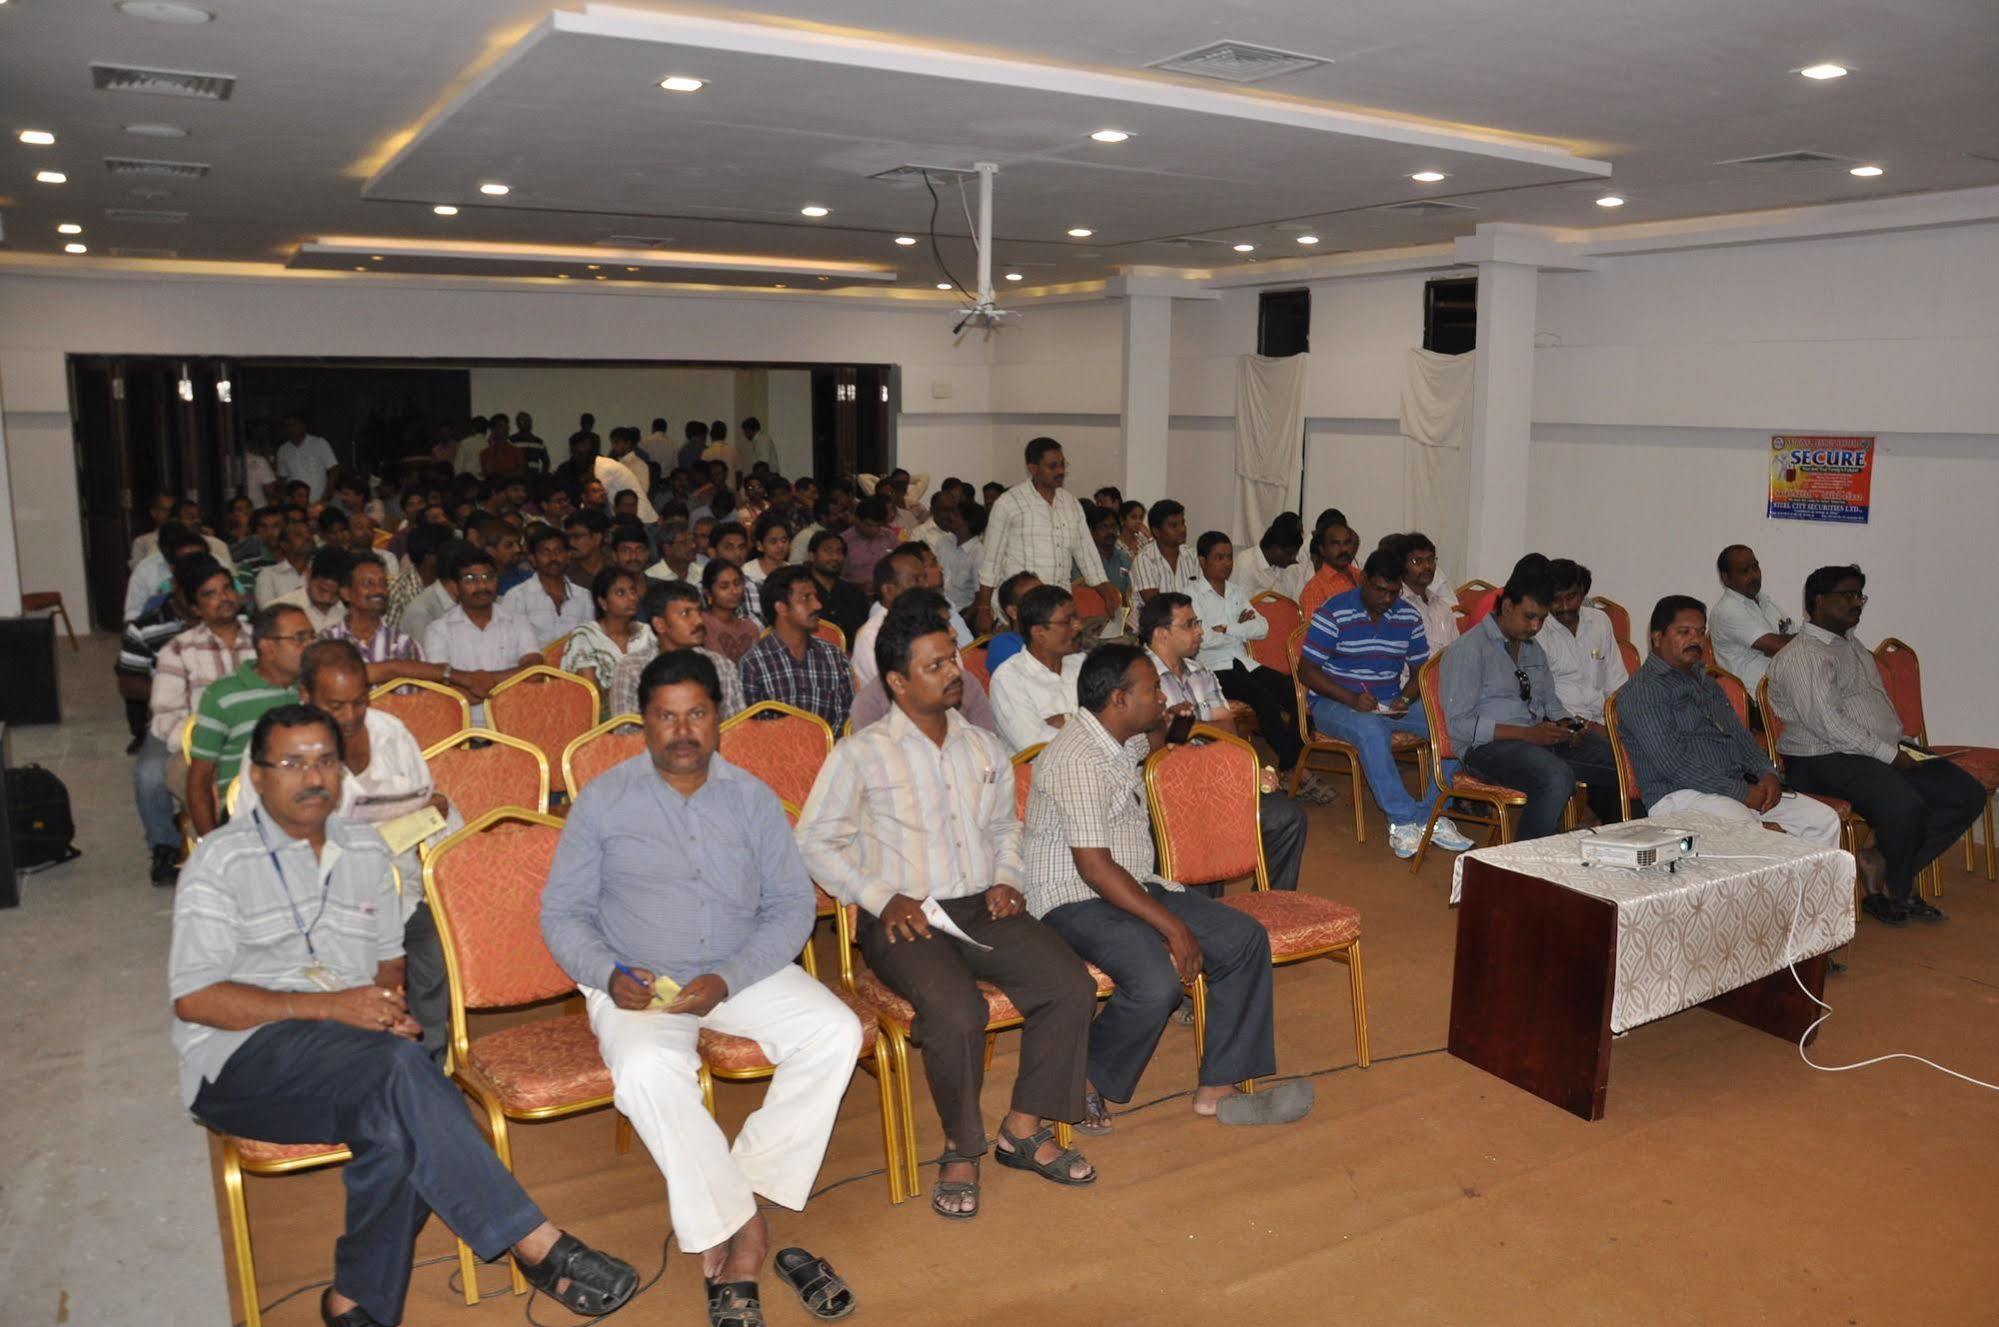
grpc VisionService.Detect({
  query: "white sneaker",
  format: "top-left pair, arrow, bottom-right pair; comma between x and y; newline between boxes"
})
1388,822 -> 1425,859
1431,817 -> 1476,852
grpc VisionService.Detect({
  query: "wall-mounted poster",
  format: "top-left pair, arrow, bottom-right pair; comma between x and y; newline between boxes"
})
1767,435 -> 1874,524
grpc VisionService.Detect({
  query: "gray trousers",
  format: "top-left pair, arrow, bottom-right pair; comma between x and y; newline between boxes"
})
403,901 -> 451,1059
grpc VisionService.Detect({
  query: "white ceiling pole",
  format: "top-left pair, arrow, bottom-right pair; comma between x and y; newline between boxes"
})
975,161 -> 997,308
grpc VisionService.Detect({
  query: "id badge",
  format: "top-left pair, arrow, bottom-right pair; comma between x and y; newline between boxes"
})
301,963 -> 339,991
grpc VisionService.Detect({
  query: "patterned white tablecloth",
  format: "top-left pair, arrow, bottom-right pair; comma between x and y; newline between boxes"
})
1450,815 -> 1856,1033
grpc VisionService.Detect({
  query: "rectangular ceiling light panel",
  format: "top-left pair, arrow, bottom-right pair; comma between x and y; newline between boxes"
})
90,63 -> 237,101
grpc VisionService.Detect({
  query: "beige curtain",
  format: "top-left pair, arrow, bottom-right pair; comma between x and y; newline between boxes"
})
1233,353 -> 1307,544
1401,348 -> 1474,567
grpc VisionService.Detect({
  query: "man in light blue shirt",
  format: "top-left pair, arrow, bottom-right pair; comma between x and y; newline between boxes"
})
542,650 -> 861,1308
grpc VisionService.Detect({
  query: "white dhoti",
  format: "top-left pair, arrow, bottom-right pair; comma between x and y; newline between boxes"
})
1647,788 -> 1843,848
584,964 -> 861,1252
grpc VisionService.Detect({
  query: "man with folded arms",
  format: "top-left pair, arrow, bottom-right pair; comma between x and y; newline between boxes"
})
543,651 -> 861,1324
172,705 -> 637,1327
1768,565 -> 1984,926
989,584 -> 1085,754
1021,643 -> 1312,1130
798,591 -> 1099,1219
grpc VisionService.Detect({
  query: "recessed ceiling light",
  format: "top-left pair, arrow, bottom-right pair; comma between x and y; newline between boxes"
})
893,235 -> 917,246
432,204 -> 458,216
1595,195 -> 1625,207
18,130 -> 55,146
1004,272 -> 1023,281
370,255 -> 384,262
594,274 -> 606,280
1410,170 -> 1448,183
124,122 -> 189,139
1849,164 -> 1884,177
558,273 -> 571,279
116,1 -> 215,23
479,182 -> 510,196
935,282 -> 952,290
625,266 -> 639,272
1296,234 -> 1320,245
800,205 -> 830,218
57,223 -> 83,235
1089,129 -> 1130,144
65,243 -> 88,254
352,265 -> 366,272
1798,63 -> 1849,80
35,170 -> 66,185
1232,242 -> 1255,252
659,76 -> 706,93
1066,227 -> 1093,238
586,264 -> 600,270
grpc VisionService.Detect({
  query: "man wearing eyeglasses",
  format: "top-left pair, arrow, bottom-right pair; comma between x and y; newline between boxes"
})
1438,569 -> 1622,841
186,603 -> 314,836
1768,564 -> 1984,925
418,544 -> 544,695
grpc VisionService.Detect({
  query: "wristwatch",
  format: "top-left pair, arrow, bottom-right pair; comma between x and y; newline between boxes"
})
442,663 -> 454,683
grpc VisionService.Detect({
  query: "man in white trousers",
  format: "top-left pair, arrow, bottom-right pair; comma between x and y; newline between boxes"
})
541,649 -> 862,1323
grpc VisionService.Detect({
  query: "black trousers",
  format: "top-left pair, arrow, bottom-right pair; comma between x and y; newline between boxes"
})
1462,732 -> 1622,839
1785,752 -> 1986,899
402,901 -> 450,1060
860,894 -> 1096,1157
193,1021 -> 544,1326
1216,662 -> 1304,771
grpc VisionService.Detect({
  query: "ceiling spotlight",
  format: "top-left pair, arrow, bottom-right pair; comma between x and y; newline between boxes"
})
586,264 -> 600,270
1089,129 -> 1130,144
1410,170 -> 1448,183
893,235 -> 917,246
594,274 -> 606,280
479,182 -> 510,196
1849,164 -> 1884,177
1595,195 -> 1625,207
659,76 -> 706,93
1296,234 -> 1320,245
1004,272 -> 1023,281
116,1 -> 214,21
432,204 -> 459,216
1066,227 -> 1093,238
124,123 -> 189,139
65,243 -> 88,254
36,170 -> 66,184
1232,243 -> 1255,253
1798,63 -> 1849,80
352,265 -> 367,272
370,255 -> 384,262
57,223 -> 83,235
935,282 -> 953,290
800,205 -> 830,217
18,130 -> 55,146
625,266 -> 639,272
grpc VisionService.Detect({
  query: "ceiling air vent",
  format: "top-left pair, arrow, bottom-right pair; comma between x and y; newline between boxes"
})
91,62 -> 236,100
105,156 -> 210,179
1714,149 -> 1857,173
1148,41 -> 1329,85
104,208 -> 189,224
1374,200 -> 1479,217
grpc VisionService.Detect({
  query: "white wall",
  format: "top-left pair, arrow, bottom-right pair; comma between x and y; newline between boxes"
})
765,369 -> 813,477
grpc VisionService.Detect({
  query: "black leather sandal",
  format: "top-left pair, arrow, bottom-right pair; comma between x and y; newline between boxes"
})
320,1289 -> 385,1327
707,1278 -> 766,1327
774,1247 -> 856,1320
993,1123 -> 1096,1186
517,1231 -> 639,1317
931,1148 -> 981,1220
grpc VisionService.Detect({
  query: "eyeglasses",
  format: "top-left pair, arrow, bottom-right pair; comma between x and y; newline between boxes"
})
267,632 -> 317,645
254,754 -> 343,775
1514,668 -> 1532,703
458,572 -> 498,584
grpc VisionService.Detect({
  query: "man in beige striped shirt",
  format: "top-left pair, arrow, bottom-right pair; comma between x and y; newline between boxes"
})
796,590 -> 1100,1219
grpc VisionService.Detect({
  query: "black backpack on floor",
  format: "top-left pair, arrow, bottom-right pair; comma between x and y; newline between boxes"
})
8,764 -> 81,871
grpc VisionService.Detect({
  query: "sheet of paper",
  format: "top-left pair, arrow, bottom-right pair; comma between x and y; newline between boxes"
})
378,805 -> 446,857
646,972 -> 684,1008
922,897 -> 992,950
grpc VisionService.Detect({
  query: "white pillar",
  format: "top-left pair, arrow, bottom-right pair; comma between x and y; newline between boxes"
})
0,401 -> 21,617
1119,293 -> 1171,502
1463,259 -> 1538,579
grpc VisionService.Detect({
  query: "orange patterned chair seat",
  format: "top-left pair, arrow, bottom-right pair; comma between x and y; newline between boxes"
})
1941,746 -> 1999,791
229,1136 -> 350,1166
852,964 -> 1114,1028
1219,891 -> 1362,956
1448,770 -> 1529,804
464,1014 -> 613,1114
698,988 -> 880,1072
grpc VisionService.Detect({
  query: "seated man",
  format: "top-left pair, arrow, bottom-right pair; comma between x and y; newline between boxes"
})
1539,559 -> 1627,725
323,554 -> 454,688
503,522 -> 594,647
270,546 -> 350,634
1123,499 -> 1200,634
1769,565 -> 1984,925
1021,644 -> 1312,1129
1440,570 -> 1620,841
636,579 -> 745,720
1300,548 -> 1474,857
1229,515 -> 1308,603
849,544 -> 926,692
543,651 -> 862,1317
251,516 -> 316,610
1298,516 -> 1361,620
1618,596 -> 1843,852
798,591 -> 1099,1218
172,705 -> 637,1327
419,543 -> 543,695
1390,531 -> 1457,653
989,585 -> 1084,754
1709,543 -> 1794,700
737,564 -> 854,733
800,528 -> 871,644
186,603 -> 314,836
1139,592 -> 1311,890
981,570 -> 1042,673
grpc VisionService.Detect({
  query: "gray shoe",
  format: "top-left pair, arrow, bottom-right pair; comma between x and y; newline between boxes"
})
1214,1078 -> 1314,1126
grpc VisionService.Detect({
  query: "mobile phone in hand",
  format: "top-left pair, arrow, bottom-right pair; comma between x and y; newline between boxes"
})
1165,712 -> 1196,744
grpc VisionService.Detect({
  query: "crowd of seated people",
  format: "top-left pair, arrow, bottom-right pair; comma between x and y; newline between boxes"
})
137,418 -> 1990,1323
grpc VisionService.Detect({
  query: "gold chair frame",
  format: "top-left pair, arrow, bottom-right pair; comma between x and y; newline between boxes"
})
558,713 -> 646,795
421,727 -> 552,816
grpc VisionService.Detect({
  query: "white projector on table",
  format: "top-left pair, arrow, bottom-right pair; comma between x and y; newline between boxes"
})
1578,823 -> 1697,871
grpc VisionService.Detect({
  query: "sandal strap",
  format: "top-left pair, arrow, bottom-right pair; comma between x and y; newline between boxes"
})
998,1123 -> 1054,1153
709,1280 -> 765,1327
520,1232 -> 636,1315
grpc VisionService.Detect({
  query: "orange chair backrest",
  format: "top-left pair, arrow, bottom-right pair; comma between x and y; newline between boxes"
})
423,730 -> 550,820
1589,595 -> 1632,650
718,701 -> 834,807
1145,728 -> 1265,887
424,814 -> 573,1011
960,639 -> 992,689
1756,677 -> 1785,766
813,619 -> 847,653
1872,638 -> 1926,741
1070,583 -> 1110,620
1418,654 -> 1457,761
1249,593 -> 1302,676
485,666 -> 599,794
1617,637 -> 1640,678
1454,579 -> 1497,618
562,717 -> 646,794
1011,742 -> 1045,820
369,679 -> 471,751
1282,625 -> 1317,744
1706,666 -> 1752,731
540,632 -> 574,668
1602,690 -> 1641,817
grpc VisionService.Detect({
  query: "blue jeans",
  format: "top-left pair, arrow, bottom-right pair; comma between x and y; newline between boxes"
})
1309,698 -> 1439,826
133,733 -> 179,850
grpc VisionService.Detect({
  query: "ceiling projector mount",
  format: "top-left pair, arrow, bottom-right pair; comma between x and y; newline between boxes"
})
909,161 -> 1017,338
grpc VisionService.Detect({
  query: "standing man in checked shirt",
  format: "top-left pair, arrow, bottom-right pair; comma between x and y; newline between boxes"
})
973,438 -> 1117,635
797,590 -> 1099,1219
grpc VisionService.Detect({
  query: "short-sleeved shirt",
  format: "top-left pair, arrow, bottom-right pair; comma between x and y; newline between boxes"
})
189,660 -> 299,785
169,811 -> 403,1106
737,632 -> 853,733
1125,541 -> 1201,632
320,617 -> 421,664
1300,586 -> 1430,704
1020,709 -> 1180,918
118,602 -> 191,682
501,576 -> 593,648
1708,587 -> 1791,696
1298,563 -> 1360,621
421,603 -> 540,672
562,620 -> 657,719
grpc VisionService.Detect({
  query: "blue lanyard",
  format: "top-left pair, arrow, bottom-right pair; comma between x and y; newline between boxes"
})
256,809 -> 334,960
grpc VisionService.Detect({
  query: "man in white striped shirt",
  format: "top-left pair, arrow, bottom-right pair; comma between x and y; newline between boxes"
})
797,590 -> 1099,1218
973,438 -> 1114,634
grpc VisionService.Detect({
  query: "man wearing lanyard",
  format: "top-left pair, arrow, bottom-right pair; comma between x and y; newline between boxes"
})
170,705 -> 637,1327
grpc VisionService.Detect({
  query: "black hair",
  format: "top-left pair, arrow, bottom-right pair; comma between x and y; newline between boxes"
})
807,528 -> 846,556
961,500 -> 988,540
751,511 -> 790,545
1360,547 -> 1405,583
309,547 -> 351,582
441,540 -> 493,581
855,495 -> 890,524
1648,594 -> 1708,636
610,522 -> 650,550
875,588 -> 954,683
1717,543 -> 1753,576
1259,515 -> 1304,556
405,522 -> 453,567
1077,642 -> 1147,714
1195,530 -> 1232,560
1401,531 -> 1437,560
298,638 -> 366,692
1024,437 -> 1063,466
760,563 -> 815,628
248,703 -> 344,768
701,556 -> 741,598
1548,558 -> 1593,598
709,420 -> 728,441
1017,584 -> 1073,637
1510,552 -> 1552,582
1138,590 -> 1192,645
251,601 -> 307,642
643,578 -> 702,621
564,508 -> 611,535
1802,564 -> 1865,615
1500,570 -> 1556,609
637,649 -> 721,709
173,553 -> 230,602
524,522 -> 566,555
1146,499 -> 1184,532
997,570 -> 1041,617
591,565 -> 642,618
872,546 -> 924,601
156,520 -> 207,562
708,520 -> 747,551
1086,504 -> 1117,535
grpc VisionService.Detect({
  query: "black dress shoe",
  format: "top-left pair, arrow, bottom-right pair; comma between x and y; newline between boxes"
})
126,734 -> 145,755
150,846 -> 180,888
1860,894 -> 1910,927
320,1289 -> 385,1327
1903,898 -> 1949,924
